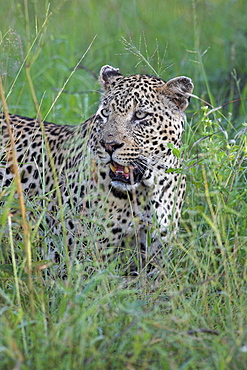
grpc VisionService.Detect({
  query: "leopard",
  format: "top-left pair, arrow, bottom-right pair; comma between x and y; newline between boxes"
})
0,65 -> 193,275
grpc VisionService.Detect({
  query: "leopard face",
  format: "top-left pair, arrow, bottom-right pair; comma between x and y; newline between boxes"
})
89,65 -> 193,193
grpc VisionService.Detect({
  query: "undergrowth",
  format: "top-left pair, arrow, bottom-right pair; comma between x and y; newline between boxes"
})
0,1 -> 247,369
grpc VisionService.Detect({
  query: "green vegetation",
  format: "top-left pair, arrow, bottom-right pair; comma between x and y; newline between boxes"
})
0,0 -> 247,369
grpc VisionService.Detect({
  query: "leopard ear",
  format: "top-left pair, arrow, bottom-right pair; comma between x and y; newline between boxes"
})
99,65 -> 122,90
163,76 -> 194,111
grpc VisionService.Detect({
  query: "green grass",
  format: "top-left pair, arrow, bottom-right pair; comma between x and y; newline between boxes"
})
0,0 -> 247,369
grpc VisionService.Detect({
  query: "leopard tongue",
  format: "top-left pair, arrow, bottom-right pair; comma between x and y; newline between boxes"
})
110,161 -> 130,178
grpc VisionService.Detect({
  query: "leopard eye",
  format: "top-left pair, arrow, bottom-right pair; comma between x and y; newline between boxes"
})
135,111 -> 148,120
101,108 -> 110,117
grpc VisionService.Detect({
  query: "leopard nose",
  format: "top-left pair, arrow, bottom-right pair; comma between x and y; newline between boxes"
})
100,140 -> 124,154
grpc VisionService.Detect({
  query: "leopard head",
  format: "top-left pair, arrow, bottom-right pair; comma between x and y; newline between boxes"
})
89,65 -> 193,192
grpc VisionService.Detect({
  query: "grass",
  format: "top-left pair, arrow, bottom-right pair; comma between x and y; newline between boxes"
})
0,0 -> 247,369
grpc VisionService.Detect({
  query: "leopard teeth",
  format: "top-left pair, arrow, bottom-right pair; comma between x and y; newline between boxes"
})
110,163 -> 117,173
124,166 -> 129,174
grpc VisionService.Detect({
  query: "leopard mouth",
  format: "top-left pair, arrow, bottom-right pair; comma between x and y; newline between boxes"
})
109,161 -> 143,184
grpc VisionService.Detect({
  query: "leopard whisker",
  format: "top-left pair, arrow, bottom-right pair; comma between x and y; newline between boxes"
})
133,157 -> 168,179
